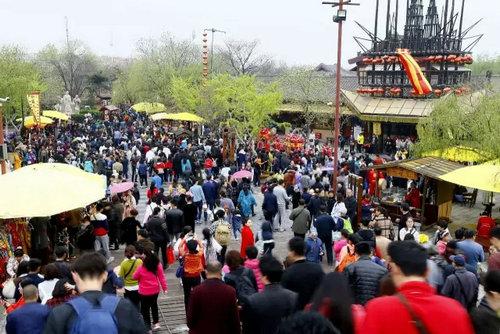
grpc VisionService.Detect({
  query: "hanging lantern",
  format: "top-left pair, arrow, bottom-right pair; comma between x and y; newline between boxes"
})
434,55 -> 443,62
427,55 -> 436,62
376,87 -> 384,94
443,87 -> 452,94
356,88 -> 364,94
447,55 -> 457,62
434,89 -> 442,96
455,88 -> 463,96
394,87 -> 402,94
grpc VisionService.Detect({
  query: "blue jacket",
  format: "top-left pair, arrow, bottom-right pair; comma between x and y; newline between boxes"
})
238,191 -> 256,218
6,302 -> 50,334
305,237 -> 324,263
202,181 -> 218,203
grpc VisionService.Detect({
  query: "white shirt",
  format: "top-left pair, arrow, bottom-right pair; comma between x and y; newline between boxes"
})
331,202 -> 347,219
399,227 -> 419,241
38,278 -> 59,304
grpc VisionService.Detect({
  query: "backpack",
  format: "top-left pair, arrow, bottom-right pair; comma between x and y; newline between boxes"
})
215,222 -> 231,246
227,268 -> 257,304
69,295 -> 119,334
182,160 -> 192,174
404,228 -> 417,240
184,253 -> 203,276
138,163 -> 147,175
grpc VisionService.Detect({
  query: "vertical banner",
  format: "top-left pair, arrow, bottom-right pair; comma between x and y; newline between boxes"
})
26,91 -> 41,125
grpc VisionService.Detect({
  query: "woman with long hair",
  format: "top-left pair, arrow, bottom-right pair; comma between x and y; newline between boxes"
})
133,251 -> 167,331
202,228 -> 221,264
309,272 -> 358,334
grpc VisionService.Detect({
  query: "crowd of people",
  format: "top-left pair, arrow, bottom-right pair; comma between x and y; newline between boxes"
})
1,106 -> 498,334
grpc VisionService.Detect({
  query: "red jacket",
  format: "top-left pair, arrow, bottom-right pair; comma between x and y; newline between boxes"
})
361,281 -> 474,334
477,215 -> 496,238
240,226 -> 255,259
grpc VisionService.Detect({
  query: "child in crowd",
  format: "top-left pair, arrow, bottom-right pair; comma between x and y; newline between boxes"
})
244,246 -> 264,292
200,204 -> 214,225
305,231 -> 324,263
119,245 -> 142,309
436,231 -> 452,255
231,209 -> 243,240
182,239 -> 205,313
240,219 -> 255,259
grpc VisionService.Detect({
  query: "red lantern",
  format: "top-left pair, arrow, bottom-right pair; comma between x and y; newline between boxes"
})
376,88 -> 384,94
435,55 -> 443,62
443,87 -> 452,94
447,55 -> 456,62
427,56 -> 436,62
434,89 -> 442,96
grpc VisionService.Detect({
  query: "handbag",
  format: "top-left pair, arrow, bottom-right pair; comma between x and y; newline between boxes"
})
175,258 -> 185,278
2,279 -> 16,299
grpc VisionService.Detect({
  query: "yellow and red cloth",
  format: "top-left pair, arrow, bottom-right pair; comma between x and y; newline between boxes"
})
397,49 -> 432,95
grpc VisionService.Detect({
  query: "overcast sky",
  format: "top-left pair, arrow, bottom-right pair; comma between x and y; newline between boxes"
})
0,0 -> 497,66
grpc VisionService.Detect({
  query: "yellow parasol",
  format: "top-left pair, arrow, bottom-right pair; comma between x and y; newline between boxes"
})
0,163 -> 107,218
16,116 -> 54,128
131,102 -> 166,114
42,110 -> 70,121
423,146 -> 495,163
150,112 -> 204,122
439,163 -> 500,193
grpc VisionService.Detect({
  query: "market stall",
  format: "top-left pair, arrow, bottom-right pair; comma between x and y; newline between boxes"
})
362,157 -> 465,225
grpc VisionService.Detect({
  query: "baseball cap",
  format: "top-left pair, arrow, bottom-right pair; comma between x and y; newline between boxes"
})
450,254 -> 466,266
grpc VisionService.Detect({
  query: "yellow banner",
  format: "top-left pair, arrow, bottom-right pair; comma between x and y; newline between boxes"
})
26,92 -> 41,124
373,122 -> 382,136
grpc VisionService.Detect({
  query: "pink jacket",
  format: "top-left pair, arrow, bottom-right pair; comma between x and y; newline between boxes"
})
334,239 -> 347,261
133,263 -> 167,296
244,258 -> 264,292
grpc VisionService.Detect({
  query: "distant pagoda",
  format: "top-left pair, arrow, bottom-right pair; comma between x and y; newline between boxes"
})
349,0 -> 482,98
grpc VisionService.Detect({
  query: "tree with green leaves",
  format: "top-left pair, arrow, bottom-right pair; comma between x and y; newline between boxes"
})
413,93 -> 500,161
0,46 -> 45,123
201,74 -> 282,138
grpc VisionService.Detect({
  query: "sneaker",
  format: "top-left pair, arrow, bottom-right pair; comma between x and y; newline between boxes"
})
153,323 -> 161,330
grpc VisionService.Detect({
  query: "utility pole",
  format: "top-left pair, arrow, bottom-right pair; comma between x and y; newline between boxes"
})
322,0 -> 359,192
203,28 -> 226,76
0,97 -> 10,174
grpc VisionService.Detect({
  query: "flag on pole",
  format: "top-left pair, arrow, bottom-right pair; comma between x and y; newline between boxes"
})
26,92 -> 41,126
397,49 -> 432,95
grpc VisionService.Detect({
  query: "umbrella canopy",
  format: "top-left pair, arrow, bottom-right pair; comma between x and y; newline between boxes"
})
439,163 -> 500,193
150,112 -> 171,121
423,146 -> 495,163
109,181 -> 134,195
131,102 -> 166,114
42,110 -> 70,121
0,163 -> 106,219
150,112 -> 205,123
231,170 -> 253,181
172,112 -> 205,123
16,116 -> 54,128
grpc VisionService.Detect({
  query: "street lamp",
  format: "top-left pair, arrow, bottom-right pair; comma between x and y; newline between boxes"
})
0,97 -> 11,175
322,0 -> 359,192
203,28 -> 226,76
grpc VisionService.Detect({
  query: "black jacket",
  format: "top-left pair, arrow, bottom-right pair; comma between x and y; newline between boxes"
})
43,291 -> 146,334
145,215 -> 169,244
281,259 -> 324,310
344,196 -> 357,221
313,214 -> 336,240
244,284 -> 298,334
344,255 -> 388,305
307,196 -> 323,218
471,298 -> 500,334
262,192 -> 278,217
165,208 -> 184,234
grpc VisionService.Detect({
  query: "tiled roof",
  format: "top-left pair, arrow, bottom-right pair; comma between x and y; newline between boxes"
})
364,157 -> 465,179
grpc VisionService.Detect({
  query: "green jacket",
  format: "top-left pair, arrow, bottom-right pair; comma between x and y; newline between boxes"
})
119,257 -> 142,287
